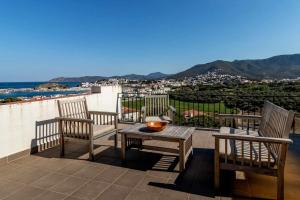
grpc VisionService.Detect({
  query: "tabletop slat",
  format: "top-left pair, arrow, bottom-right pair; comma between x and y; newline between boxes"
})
119,124 -> 195,140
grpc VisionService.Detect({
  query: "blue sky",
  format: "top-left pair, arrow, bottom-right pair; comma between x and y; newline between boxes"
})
0,0 -> 300,81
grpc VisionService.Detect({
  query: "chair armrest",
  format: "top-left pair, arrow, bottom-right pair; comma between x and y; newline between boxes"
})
168,105 -> 176,113
141,106 -> 146,113
89,111 -> 118,126
56,117 -> 94,124
212,133 -> 293,144
89,111 -> 118,116
218,114 -> 262,120
140,106 -> 146,122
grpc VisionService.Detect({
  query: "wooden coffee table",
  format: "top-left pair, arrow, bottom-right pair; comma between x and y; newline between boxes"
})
119,123 -> 195,172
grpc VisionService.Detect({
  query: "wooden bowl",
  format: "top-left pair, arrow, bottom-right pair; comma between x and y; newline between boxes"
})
146,121 -> 168,132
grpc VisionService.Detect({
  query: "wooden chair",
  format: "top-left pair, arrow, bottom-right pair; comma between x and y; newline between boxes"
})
57,98 -> 118,160
213,101 -> 294,200
141,94 -> 176,122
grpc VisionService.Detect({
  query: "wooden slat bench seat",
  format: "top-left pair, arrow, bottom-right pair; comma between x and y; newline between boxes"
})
219,127 -> 276,167
213,101 -> 294,200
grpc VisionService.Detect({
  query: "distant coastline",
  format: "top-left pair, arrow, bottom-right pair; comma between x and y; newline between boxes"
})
0,81 -> 80,89
0,82 -> 88,101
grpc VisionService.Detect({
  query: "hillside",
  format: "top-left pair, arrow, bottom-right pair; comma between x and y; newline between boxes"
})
50,54 -> 300,82
50,72 -> 169,82
171,54 -> 300,80
49,76 -> 107,82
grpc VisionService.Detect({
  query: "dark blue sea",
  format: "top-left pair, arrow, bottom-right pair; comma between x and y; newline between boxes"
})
0,82 -> 86,99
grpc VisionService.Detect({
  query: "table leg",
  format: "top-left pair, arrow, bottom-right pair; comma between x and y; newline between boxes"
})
179,139 -> 185,172
121,134 -> 126,161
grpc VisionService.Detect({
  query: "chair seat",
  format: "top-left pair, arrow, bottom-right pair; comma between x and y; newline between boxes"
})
63,124 -> 115,139
93,124 -> 116,139
219,127 -> 275,165
160,115 -> 172,122
145,116 -> 172,122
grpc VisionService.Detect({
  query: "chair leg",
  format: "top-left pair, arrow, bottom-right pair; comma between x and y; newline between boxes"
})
214,139 -> 220,192
277,172 -> 284,200
89,139 -> 94,161
89,152 -> 94,161
214,160 -> 220,192
60,134 -> 65,157
114,131 -> 118,149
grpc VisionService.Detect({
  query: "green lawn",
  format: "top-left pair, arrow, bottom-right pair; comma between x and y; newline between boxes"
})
122,98 -> 236,114
122,98 -> 144,110
169,99 -> 230,113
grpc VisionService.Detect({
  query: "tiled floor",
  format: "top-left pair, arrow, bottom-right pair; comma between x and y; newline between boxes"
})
0,124 -> 299,200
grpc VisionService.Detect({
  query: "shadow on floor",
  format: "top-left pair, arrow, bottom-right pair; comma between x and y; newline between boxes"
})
33,141 -> 236,198
147,148 -> 234,197
95,146 -> 234,198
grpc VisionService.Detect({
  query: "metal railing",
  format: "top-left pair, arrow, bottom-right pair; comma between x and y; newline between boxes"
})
119,93 -> 300,132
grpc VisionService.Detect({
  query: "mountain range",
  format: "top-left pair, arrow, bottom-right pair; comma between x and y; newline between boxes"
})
49,53 -> 300,82
50,72 -> 168,82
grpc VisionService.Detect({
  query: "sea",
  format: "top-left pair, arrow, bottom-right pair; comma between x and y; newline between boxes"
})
0,82 -> 86,99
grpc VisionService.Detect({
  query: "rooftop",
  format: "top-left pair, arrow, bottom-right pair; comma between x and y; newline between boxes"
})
0,124 -> 299,200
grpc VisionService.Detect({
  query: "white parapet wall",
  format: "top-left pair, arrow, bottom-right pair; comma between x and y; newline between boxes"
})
0,85 -> 122,160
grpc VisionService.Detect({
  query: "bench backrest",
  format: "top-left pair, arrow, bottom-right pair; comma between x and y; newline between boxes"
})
144,95 -> 169,116
259,101 -> 294,156
57,98 -> 89,119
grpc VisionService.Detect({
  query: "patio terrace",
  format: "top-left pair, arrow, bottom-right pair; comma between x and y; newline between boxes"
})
0,123 -> 299,200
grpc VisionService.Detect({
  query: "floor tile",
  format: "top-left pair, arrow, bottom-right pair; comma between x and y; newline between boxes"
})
0,180 -> 25,199
4,186 -> 45,200
146,169 -> 172,179
96,185 -> 131,200
9,156 -> 41,167
33,190 -> 67,200
114,171 -> 144,188
71,180 -> 110,200
73,165 -> 106,179
6,166 -> 50,184
56,162 -> 86,175
135,175 -> 168,193
189,193 -> 219,200
64,196 -> 83,200
31,172 -> 69,189
94,166 -> 127,183
30,158 -> 70,171
0,164 -> 22,181
126,189 -> 160,200
50,177 -> 88,195
159,188 -> 189,200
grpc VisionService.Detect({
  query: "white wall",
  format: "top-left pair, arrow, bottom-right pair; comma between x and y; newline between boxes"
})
0,85 -> 122,159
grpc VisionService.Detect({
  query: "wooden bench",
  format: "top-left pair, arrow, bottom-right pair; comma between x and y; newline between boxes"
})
213,101 -> 294,200
57,98 -> 118,160
141,95 -> 176,123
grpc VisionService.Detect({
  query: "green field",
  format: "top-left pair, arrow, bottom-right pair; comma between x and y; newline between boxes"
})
169,99 -> 229,113
122,98 -> 235,114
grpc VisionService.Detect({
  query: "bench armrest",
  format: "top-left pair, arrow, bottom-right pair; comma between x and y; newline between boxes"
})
218,114 -> 262,120
89,111 -> 118,127
168,105 -> 176,113
213,133 -> 293,144
56,117 -> 94,124
89,111 -> 118,116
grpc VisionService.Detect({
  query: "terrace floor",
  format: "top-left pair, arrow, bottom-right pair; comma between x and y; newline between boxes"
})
0,124 -> 299,200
